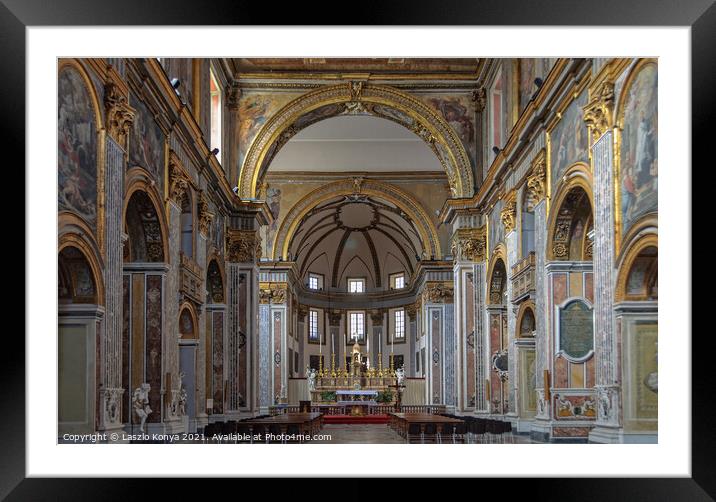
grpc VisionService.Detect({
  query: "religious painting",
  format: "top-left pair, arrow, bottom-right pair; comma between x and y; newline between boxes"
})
129,92 -> 165,193
237,91 -> 299,169
550,88 -> 589,195
619,62 -> 658,239
423,94 -> 476,168
58,66 -> 98,230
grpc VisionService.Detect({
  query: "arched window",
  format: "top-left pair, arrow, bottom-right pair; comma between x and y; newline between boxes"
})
181,192 -> 193,258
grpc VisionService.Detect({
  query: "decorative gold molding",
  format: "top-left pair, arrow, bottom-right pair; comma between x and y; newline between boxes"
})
451,226 -> 487,263
615,232 -> 658,303
226,228 -> 261,263
197,192 -> 215,236
583,80 -> 615,142
237,82 -> 474,200
259,283 -> 287,304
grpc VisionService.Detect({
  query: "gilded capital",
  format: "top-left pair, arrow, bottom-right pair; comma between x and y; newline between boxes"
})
370,310 -> 384,325
472,87 -> 487,113
226,228 -> 260,263
500,192 -> 517,234
526,150 -> 547,204
583,81 -> 615,141
197,192 -> 215,236
451,226 -> 487,262
423,282 -> 453,304
104,82 -> 135,147
168,157 -> 190,205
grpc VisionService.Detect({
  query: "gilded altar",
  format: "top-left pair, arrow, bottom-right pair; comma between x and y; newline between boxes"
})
310,340 -> 398,404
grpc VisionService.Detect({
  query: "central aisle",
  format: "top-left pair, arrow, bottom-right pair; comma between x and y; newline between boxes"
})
313,424 -> 404,444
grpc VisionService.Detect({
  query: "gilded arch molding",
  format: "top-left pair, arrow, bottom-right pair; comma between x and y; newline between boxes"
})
238,82 -> 475,200
273,179 -> 442,261
547,163 -> 594,261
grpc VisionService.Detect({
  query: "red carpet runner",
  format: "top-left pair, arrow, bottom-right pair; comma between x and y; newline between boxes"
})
323,414 -> 390,425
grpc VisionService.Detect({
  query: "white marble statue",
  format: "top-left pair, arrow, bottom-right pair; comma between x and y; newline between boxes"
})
132,383 -> 152,432
395,366 -> 405,386
307,367 -> 317,392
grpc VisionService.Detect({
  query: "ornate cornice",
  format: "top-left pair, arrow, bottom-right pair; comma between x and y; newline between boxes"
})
526,149 -> 547,204
104,81 -> 135,148
226,82 -> 241,111
226,228 -> 261,263
451,226 -> 487,263
405,301 -> 419,317
583,80 -> 615,142
197,192 -> 215,236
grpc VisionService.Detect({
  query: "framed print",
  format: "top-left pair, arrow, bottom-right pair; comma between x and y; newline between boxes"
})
12,0 -> 709,495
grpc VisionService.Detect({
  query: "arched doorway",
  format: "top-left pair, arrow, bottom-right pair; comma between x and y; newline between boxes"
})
122,186 -> 168,431
487,251 -> 508,415
545,176 -> 596,439
515,302 -> 537,422
178,304 -> 199,431
615,233 -> 657,440
205,259 -> 226,419
58,243 -> 104,435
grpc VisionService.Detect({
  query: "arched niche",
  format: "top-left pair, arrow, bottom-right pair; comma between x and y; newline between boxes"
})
179,303 -> 198,340
548,166 -> 594,262
206,259 -> 225,304
616,233 -> 658,303
516,301 -> 537,338
238,83 -> 474,200
487,246 -> 508,305
123,186 -> 168,263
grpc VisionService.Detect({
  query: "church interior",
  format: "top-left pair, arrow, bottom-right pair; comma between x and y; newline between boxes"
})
57,57 -> 658,444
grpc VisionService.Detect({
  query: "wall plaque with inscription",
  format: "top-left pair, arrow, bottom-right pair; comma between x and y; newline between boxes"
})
558,300 -> 594,360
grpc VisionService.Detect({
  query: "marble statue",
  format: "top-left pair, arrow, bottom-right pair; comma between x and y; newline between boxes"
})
307,367 -> 317,392
132,383 -> 152,432
178,387 -> 187,416
395,366 -> 406,386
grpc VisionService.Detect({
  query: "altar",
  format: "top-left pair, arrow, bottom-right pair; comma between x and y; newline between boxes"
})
307,340 -> 399,409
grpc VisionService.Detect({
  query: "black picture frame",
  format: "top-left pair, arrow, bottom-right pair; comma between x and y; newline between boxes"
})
9,0 -> 710,495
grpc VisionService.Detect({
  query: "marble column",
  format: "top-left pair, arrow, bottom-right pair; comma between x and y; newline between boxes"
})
98,134 -> 126,433
589,129 -> 622,442
502,198 -> 519,418
524,153 -> 552,440
451,225 -> 488,413
226,224 -> 261,414
100,79 -> 134,435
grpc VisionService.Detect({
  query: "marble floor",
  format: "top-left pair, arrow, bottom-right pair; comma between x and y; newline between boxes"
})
311,424 -> 538,444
